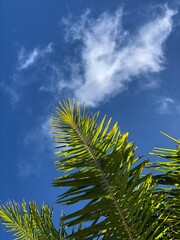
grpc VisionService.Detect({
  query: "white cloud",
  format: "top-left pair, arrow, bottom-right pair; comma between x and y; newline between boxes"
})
156,96 -> 180,114
157,97 -> 175,114
1,43 -> 54,107
18,43 -> 53,70
56,6 -> 176,107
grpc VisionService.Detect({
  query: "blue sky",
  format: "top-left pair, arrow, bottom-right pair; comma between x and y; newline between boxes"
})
0,0 -> 180,238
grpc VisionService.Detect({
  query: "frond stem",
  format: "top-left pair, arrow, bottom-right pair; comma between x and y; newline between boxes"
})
72,122 -> 134,240
4,217 -> 35,240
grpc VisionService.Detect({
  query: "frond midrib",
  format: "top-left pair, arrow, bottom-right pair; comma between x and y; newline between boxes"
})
70,119 -> 134,240
0,208 -> 35,240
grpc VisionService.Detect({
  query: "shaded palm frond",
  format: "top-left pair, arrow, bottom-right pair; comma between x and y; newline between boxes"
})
149,132 -> 180,238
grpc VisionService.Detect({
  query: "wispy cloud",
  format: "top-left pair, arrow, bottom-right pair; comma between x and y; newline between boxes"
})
3,6 -> 177,109
17,117 -> 53,178
0,43 -> 54,107
17,161 -> 36,178
0,82 -> 20,105
53,6 -> 176,107
156,97 -> 175,114
23,117 -> 52,148
18,43 -> 53,70
156,96 -> 180,114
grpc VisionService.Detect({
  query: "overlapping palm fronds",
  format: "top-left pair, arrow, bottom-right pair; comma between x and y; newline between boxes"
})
150,132 -> 180,239
1,100 -> 180,239
52,99 -> 167,239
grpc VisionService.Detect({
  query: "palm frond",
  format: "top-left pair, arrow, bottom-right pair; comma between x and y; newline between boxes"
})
0,200 -> 62,240
149,132 -> 180,238
149,131 -> 180,188
52,99 -> 167,239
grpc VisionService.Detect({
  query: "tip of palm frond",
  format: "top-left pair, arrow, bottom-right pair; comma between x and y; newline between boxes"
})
160,131 -> 180,144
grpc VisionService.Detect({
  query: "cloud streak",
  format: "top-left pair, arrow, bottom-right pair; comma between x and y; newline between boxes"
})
18,43 -> 53,70
0,43 -> 54,107
156,97 -> 175,114
57,6 -> 176,107
156,96 -> 180,114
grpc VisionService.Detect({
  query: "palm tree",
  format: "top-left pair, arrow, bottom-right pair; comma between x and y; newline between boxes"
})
0,99 -> 179,239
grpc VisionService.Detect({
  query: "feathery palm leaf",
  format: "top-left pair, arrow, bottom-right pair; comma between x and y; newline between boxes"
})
52,99 -> 167,239
0,200 -> 62,240
150,132 -> 180,238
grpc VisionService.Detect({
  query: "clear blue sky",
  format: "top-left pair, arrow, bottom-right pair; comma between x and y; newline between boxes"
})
1,0 -> 180,239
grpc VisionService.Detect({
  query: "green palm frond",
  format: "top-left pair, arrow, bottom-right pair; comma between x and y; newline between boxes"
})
149,132 -> 180,238
0,200 -> 62,240
150,132 -> 180,186
52,99 -> 167,240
